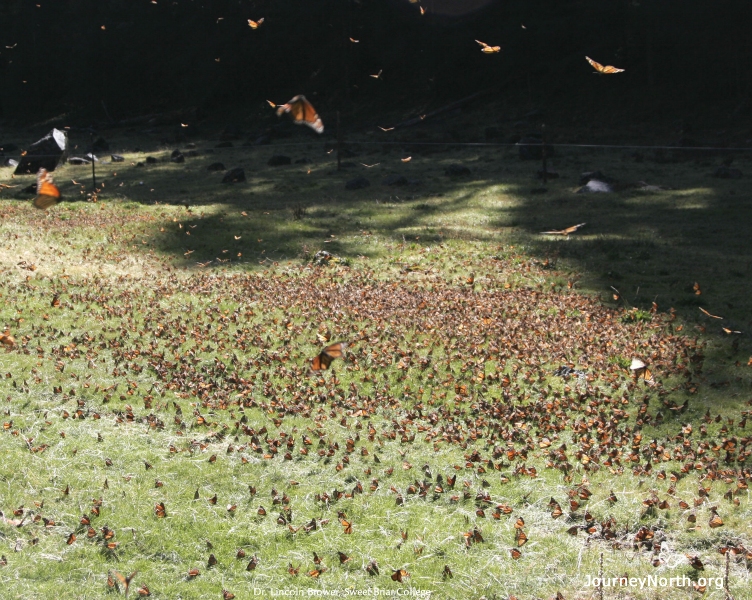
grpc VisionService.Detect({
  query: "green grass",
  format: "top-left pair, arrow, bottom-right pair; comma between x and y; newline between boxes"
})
1,126 -> 751,600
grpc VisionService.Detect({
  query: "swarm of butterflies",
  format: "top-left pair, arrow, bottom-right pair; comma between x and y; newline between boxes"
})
29,40 -> 623,210
16,18 -> 751,600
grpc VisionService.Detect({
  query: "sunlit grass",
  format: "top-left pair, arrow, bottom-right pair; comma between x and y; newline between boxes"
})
1,131 -> 751,600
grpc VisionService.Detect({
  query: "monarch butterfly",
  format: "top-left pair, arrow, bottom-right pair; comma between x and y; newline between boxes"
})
337,551 -> 351,564
510,548 -> 522,559
585,56 -> 625,74
551,502 -> 563,519
310,342 -> 347,371
475,40 -> 501,53
110,570 -> 137,595
51,294 -> 61,308
541,222 -> 586,236
247,18 -> 264,29
391,569 -> 409,582
0,331 -> 15,348
288,563 -> 300,576
365,560 -> 379,576
722,327 -> 742,334
709,513 -> 724,528
630,358 -> 655,386
339,517 -> 353,534
516,529 -> 528,546
276,95 -> 324,134
33,168 -> 62,209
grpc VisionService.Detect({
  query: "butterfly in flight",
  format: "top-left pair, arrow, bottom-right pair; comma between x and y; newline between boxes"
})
630,358 -> 655,386
541,223 -> 586,236
276,95 -> 324,134
370,70 -> 383,79
109,570 -> 137,596
310,342 -> 347,371
475,40 -> 501,53
586,56 -> 624,74
699,307 -> 722,319
248,18 -> 264,29
33,168 -> 62,209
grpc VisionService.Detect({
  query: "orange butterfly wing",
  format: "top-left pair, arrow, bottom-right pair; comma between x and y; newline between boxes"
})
586,56 -> 624,74
277,95 -> 324,134
310,342 -> 347,371
640,368 -> 655,386
33,168 -> 62,209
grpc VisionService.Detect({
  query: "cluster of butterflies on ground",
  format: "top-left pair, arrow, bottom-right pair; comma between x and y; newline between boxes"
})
311,340 -> 657,389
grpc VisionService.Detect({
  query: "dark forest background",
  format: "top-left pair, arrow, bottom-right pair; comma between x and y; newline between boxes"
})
1,0 -> 751,139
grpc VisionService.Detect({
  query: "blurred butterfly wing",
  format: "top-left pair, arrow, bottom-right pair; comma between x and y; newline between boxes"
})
586,56 -> 605,72
33,168 -> 61,209
310,352 -> 333,371
564,223 -> 585,234
586,56 -> 623,74
311,342 -> 347,370
278,95 -> 324,134
630,358 -> 646,371
110,570 -> 136,594
301,99 -> 324,133
640,368 -> 655,386
322,342 -> 346,360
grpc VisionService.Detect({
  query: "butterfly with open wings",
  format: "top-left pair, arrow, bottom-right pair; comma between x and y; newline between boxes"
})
310,342 -> 347,371
475,40 -> 501,54
541,223 -> 586,236
630,358 -> 655,386
275,95 -> 324,134
586,56 -> 624,74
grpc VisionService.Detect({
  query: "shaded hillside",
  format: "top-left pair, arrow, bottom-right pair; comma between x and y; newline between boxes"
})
0,0 -> 750,136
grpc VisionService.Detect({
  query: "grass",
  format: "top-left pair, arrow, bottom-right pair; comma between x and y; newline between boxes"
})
1,122 -> 751,600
